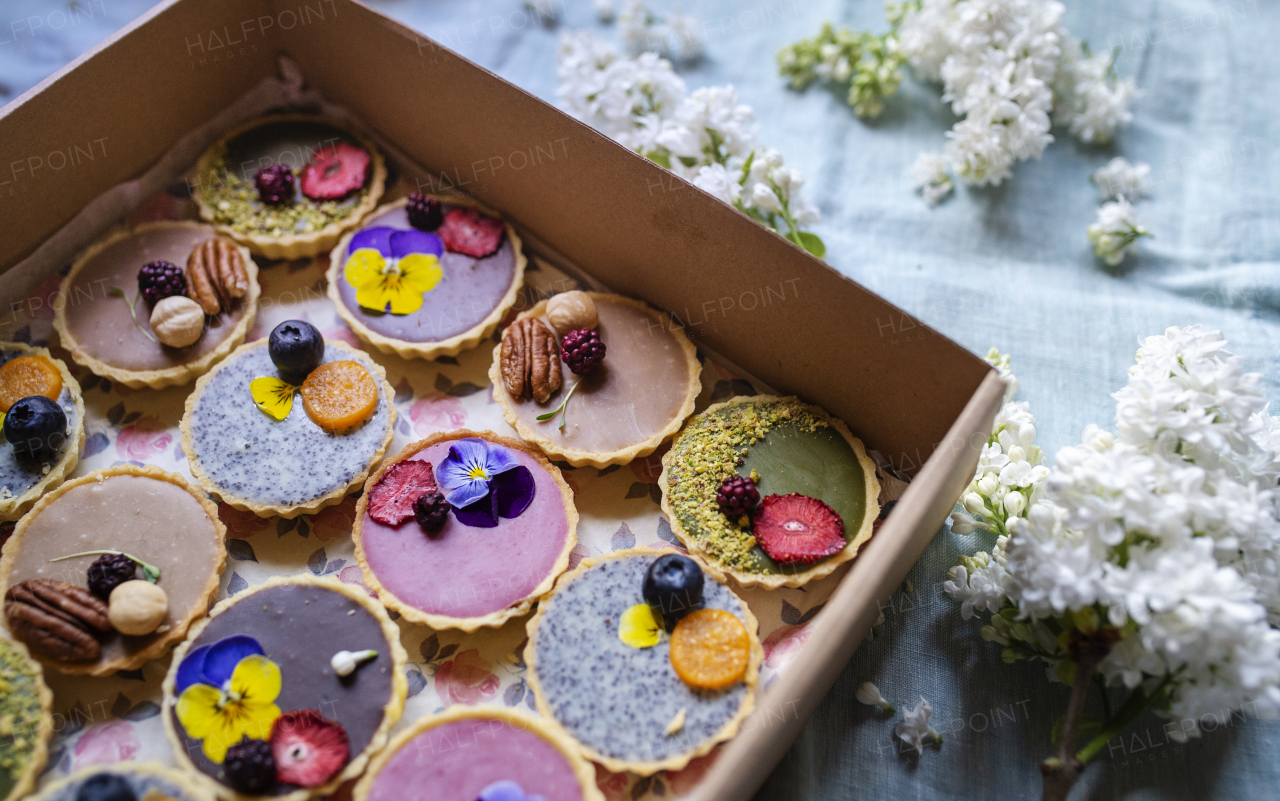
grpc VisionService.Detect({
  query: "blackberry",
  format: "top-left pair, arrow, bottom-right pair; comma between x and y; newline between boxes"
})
137,260 -> 186,306
87,553 -> 137,601
716,474 -> 760,521
560,327 -> 606,375
224,738 -> 277,794
254,165 -> 296,205
413,491 -> 450,535
405,192 -> 443,231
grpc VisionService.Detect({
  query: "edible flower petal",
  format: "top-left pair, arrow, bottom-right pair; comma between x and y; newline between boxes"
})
176,635 -> 266,693
344,226 -> 445,316
176,653 -> 282,763
436,438 -> 519,508
619,603 -> 662,649
477,779 -> 549,801
251,377 -> 297,421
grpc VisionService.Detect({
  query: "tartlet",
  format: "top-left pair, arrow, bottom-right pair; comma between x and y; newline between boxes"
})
490,293 -> 701,468
525,548 -> 762,775
53,221 -> 260,389
0,466 -> 227,677
180,340 -> 396,518
162,575 -> 408,801
27,762 -> 213,801
659,395 -> 880,589
0,343 -> 84,523
0,637 -> 52,801
353,707 -> 604,801
328,196 -> 526,360
353,430 -> 577,632
194,114 -> 386,259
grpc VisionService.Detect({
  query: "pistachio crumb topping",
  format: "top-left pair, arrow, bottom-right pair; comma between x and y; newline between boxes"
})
665,399 -> 827,571
0,642 -> 43,790
201,154 -> 368,236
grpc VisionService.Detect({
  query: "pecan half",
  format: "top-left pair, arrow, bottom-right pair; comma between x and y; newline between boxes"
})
5,579 -> 112,663
500,318 -> 562,404
186,237 -> 248,314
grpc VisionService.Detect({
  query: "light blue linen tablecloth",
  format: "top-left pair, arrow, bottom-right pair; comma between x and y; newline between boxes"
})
3,1 -> 1278,798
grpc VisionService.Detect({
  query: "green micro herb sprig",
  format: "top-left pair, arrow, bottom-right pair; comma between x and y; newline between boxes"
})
108,286 -> 158,344
50,549 -> 161,583
536,379 -> 582,431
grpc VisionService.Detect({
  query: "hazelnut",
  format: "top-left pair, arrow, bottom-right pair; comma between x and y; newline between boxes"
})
150,295 -> 205,348
546,290 -> 597,335
107,580 -> 168,636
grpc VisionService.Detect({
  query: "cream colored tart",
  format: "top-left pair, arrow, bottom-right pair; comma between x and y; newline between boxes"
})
353,430 -> 577,632
0,343 -> 84,523
525,548 -> 762,776
660,395 -> 880,590
353,707 -> 604,801
194,114 -> 386,259
180,340 -> 396,519
27,762 -> 214,801
0,466 -> 227,677
490,293 -> 701,468
0,638 -> 52,801
53,221 -> 260,389
162,575 -> 408,801
328,196 -> 526,361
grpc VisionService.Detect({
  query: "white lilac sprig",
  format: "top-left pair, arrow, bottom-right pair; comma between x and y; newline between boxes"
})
617,1 -> 704,61
1087,198 -> 1150,267
558,32 -> 824,256
945,330 -> 1280,800
779,1 -> 1140,199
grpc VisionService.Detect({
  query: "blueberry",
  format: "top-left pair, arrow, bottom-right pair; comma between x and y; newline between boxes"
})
75,773 -> 137,801
3,395 -> 67,459
643,554 -> 705,632
268,320 -> 324,383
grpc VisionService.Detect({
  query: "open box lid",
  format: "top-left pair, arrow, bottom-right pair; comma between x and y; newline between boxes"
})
0,0 -> 1004,797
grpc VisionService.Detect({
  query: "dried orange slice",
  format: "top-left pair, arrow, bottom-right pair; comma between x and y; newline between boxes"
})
669,608 -> 750,690
0,356 -> 63,412
300,360 -> 377,432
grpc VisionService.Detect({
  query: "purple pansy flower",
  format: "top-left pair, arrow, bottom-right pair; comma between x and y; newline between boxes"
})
476,780 -> 548,801
344,226 -> 445,315
437,438 -> 536,528
175,635 -> 265,693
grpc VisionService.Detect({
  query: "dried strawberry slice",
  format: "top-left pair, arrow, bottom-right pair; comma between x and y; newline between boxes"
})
437,207 -> 505,257
752,493 -> 846,566
368,460 -> 438,526
270,709 -> 349,788
300,142 -> 370,201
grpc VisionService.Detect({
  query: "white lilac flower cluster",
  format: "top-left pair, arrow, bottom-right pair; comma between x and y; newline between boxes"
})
1087,157 -> 1152,266
948,328 -> 1280,736
617,0 -> 704,62
855,683 -> 943,755
781,1 -> 1139,204
558,31 -> 824,255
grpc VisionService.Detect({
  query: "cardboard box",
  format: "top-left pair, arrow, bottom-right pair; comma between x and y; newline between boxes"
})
0,0 -> 1004,797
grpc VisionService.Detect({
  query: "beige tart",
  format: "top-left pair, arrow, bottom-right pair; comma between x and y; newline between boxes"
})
194,114 -> 386,259
26,763 -> 213,801
525,548 -> 761,775
181,321 -> 396,519
0,466 -> 227,677
53,221 -> 261,389
490,292 -> 701,468
0,637 -> 52,801
328,195 -> 526,360
353,430 -> 576,632
162,575 -> 407,801
0,343 -> 85,523
660,395 -> 880,590
353,707 -> 603,801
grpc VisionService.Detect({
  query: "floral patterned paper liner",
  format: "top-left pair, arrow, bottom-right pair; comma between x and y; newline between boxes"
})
489,294 -> 702,469
52,221 -> 261,390
351,706 -> 605,801
25,761 -> 215,801
352,429 -> 578,632
658,395 -> 881,590
0,343 -> 85,523
0,637 -> 53,801
193,114 -> 387,260
179,340 -> 397,519
327,196 -> 527,361
524,548 -> 763,776
0,465 -> 227,677
161,575 -> 408,801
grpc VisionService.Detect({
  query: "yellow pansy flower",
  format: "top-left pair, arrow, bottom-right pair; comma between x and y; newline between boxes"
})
250,376 -> 298,421
343,227 -> 444,316
619,603 -> 663,649
176,654 -> 282,763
